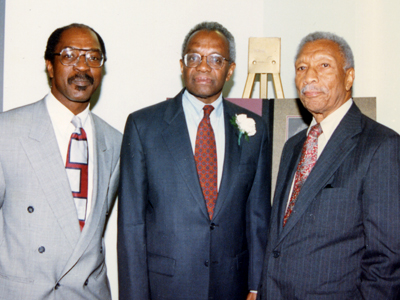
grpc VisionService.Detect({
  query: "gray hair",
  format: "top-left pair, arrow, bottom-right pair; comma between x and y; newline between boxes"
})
181,21 -> 236,63
296,31 -> 354,70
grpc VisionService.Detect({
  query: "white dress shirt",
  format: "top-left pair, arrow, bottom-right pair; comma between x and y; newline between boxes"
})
45,92 -> 95,218
286,98 -> 353,207
182,90 -> 225,190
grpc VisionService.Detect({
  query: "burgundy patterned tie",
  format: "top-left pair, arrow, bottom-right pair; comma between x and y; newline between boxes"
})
195,105 -> 218,219
283,123 -> 322,226
65,116 -> 88,231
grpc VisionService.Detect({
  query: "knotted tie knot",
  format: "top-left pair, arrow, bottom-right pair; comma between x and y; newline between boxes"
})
71,115 -> 83,129
203,105 -> 214,119
308,123 -> 323,139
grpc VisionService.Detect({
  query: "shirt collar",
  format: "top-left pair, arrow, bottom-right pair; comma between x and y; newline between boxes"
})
308,98 -> 353,140
45,91 -> 90,129
183,89 -> 223,119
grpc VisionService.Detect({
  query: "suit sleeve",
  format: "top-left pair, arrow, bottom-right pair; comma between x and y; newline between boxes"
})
0,160 -> 5,238
0,160 -> 5,208
246,120 -> 271,291
360,134 -> 400,299
118,114 -> 150,300
107,159 -> 120,211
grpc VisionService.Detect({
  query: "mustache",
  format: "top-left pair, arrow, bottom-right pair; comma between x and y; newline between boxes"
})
301,84 -> 328,95
68,73 -> 94,85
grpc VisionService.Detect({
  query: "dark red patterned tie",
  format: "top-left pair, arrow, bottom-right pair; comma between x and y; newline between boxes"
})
283,123 -> 322,226
195,105 -> 218,219
65,116 -> 88,231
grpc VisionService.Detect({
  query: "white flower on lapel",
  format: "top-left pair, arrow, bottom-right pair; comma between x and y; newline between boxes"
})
230,114 -> 256,145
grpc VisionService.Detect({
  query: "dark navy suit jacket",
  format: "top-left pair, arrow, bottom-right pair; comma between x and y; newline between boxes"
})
118,90 -> 271,300
258,103 -> 400,299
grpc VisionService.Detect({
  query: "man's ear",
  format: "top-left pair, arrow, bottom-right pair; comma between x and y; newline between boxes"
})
345,67 -> 355,91
45,60 -> 54,79
225,62 -> 236,82
180,59 -> 184,75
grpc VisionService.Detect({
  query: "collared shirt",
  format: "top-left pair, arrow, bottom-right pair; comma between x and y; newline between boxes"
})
45,92 -> 95,218
286,98 -> 353,208
308,98 -> 353,158
182,90 -> 225,189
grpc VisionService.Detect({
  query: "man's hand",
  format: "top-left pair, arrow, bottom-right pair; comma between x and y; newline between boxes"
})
246,292 -> 257,300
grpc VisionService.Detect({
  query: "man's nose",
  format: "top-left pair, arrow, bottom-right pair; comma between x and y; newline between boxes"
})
73,54 -> 90,71
196,56 -> 212,72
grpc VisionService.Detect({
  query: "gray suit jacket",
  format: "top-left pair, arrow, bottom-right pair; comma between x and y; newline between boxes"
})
0,99 -> 122,300
118,90 -> 271,300
258,103 -> 400,299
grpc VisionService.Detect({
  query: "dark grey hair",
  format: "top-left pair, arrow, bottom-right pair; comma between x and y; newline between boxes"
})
296,31 -> 354,70
181,21 -> 236,63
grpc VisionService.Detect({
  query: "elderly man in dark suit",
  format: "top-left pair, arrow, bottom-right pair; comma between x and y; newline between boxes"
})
118,21 -> 271,300
258,32 -> 400,299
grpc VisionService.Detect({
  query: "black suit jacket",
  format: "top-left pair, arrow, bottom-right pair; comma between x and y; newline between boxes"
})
258,103 -> 400,299
118,90 -> 271,300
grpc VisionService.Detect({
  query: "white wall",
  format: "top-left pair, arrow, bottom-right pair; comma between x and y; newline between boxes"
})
4,1 -> 400,299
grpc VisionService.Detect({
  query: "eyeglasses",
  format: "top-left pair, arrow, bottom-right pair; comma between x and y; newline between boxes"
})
183,53 -> 230,70
54,47 -> 104,68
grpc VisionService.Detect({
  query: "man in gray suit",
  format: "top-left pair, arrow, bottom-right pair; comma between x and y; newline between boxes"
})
0,23 -> 121,299
118,22 -> 271,300
258,32 -> 400,299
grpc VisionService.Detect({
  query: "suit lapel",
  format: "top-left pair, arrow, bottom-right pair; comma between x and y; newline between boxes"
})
86,114 -> 111,231
161,92 -> 210,219
212,100 -> 241,220
273,135 -> 305,236
19,100 -> 80,248
277,104 -> 363,243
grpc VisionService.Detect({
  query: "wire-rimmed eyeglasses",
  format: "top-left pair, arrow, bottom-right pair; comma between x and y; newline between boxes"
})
183,53 -> 230,70
53,47 -> 104,68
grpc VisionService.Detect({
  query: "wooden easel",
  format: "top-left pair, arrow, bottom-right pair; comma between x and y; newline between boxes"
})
242,37 -> 285,99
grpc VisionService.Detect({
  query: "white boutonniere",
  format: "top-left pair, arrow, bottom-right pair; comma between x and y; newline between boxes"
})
230,114 -> 256,145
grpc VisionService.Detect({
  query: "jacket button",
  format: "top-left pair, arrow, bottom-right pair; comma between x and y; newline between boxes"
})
100,246 -> 103,254
204,260 -> 209,267
27,206 -> 34,213
38,246 -> 45,253
210,223 -> 216,230
54,283 -> 60,290
273,250 -> 280,258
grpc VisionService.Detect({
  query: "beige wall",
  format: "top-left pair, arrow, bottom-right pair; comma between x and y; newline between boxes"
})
4,0 -> 400,298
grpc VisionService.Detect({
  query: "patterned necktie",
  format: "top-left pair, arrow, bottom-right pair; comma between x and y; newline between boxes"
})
283,123 -> 323,227
65,116 -> 89,231
195,105 -> 218,219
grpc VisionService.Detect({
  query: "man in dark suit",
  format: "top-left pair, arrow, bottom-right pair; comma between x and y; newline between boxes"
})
118,21 -> 271,300
258,32 -> 400,299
